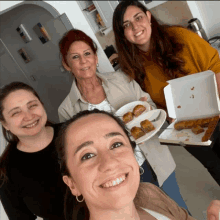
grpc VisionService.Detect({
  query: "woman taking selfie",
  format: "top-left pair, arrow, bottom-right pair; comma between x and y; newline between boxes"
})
112,0 -> 220,186
0,82 -> 66,220
58,29 -> 190,211
55,109 -> 220,220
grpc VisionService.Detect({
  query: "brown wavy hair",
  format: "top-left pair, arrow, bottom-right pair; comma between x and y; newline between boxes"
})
113,0 -> 189,91
0,82 -> 52,187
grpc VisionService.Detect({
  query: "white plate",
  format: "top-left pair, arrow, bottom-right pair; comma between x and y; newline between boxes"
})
115,101 -> 151,125
127,109 -> 167,144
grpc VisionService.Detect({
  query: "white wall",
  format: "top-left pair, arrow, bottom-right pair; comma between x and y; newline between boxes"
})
0,1 -> 114,73
195,1 -> 220,38
187,1 -> 220,39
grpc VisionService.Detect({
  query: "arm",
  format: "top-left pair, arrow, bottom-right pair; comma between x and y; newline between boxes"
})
0,182 -> 36,220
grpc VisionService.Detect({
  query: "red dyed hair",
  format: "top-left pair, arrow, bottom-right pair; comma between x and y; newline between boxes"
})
59,29 -> 98,66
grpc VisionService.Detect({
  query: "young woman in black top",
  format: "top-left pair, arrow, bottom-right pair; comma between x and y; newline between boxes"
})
0,82 -> 66,220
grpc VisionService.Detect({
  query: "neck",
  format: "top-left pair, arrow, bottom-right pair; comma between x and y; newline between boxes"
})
17,126 -> 52,152
137,40 -> 151,52
89,201 -> 140,220
76,75 -> 101,90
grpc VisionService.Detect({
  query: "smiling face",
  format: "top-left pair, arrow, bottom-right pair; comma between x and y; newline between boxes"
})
123,6 -> 152,52
63,113 -> 140,212
63,41 -> 98,80
2,89 -> 47,139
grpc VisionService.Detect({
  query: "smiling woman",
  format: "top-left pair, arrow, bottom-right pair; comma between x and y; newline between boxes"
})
0,82 -> 66,220
55,109 -> 197,220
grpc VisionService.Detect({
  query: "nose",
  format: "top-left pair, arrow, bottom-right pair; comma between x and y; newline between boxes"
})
98,151 -> 120,173
80,55 -> 87,64
131,21 -> 138,30
23,110 -> 34,121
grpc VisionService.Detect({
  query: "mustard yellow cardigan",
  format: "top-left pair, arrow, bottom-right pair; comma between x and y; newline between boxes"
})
142,27 -> 220,110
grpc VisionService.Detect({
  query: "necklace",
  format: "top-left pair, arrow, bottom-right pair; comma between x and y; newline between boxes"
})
78,78 -> 114,113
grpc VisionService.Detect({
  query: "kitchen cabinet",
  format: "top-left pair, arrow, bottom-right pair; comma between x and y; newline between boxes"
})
78,1 -> 116,34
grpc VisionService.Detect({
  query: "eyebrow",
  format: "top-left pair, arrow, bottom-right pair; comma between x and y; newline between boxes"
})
70,49 -> 91,55
8,100 -> 38,114
74,132 -> 124,155
123,12 -> 143,24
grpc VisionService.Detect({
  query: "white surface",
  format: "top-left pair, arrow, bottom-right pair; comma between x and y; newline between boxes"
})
161,70 -> 220,146
159,121 -> 212,146
164,70 -> 220,121
128,110 -> 166,144
115,101 -> 151,120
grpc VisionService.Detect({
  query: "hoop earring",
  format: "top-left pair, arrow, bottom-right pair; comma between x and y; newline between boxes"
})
139,166 -> 144,176
76,195 -> 84,203
97,63 -> 99,67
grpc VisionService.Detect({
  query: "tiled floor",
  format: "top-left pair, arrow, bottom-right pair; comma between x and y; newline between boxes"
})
169,145 -> 220,220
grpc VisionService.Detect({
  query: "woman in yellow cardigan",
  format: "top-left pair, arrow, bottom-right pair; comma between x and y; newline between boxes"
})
112,0 -> 220,185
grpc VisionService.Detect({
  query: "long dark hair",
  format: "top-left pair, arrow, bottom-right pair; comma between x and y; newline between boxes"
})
55,109 -> 137,220
113,0 -> 188,90
0,82 -> 52,187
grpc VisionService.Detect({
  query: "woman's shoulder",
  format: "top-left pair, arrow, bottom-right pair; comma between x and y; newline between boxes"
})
166,26 -> 202,42
99,71 -> 131,83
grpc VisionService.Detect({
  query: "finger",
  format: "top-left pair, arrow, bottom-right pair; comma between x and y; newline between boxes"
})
139,97 -> 148,101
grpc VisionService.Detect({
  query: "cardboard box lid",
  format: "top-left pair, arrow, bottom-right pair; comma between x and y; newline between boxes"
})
164,70 -> 220,121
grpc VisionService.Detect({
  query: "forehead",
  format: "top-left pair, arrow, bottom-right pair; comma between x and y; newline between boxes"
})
68,41 -> 91,52
66,114 -> 126,145
123,6 -> 144,20
3,89 -> 37,109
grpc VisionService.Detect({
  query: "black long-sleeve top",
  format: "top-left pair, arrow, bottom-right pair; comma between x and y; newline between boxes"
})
0,124 -> 67,220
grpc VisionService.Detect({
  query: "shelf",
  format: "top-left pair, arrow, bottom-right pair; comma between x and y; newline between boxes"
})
89,8 -> 97,13
143,1 -> 167,9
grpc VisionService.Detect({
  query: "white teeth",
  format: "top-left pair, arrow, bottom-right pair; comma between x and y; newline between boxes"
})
135,31 -> 143,37
102,174 -> 126,188
25,120 -> 38,128
82,67 -> 89,70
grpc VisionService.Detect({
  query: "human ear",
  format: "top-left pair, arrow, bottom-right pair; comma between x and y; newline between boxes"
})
62,59 -> 71,72
63,175 -> 81,196
1,121 -> 9,131
146,11 -> 151,23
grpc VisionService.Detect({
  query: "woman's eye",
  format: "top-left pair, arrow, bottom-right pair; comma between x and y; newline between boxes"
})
81,153 -> 95,161
85,52 -> 91,56
123,23 -> 130,29
11,112 -> 20,117
72,55 -> 79,59
111,142 -> 123,150
29,104 -> 37,109
136,16 -> 142,21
